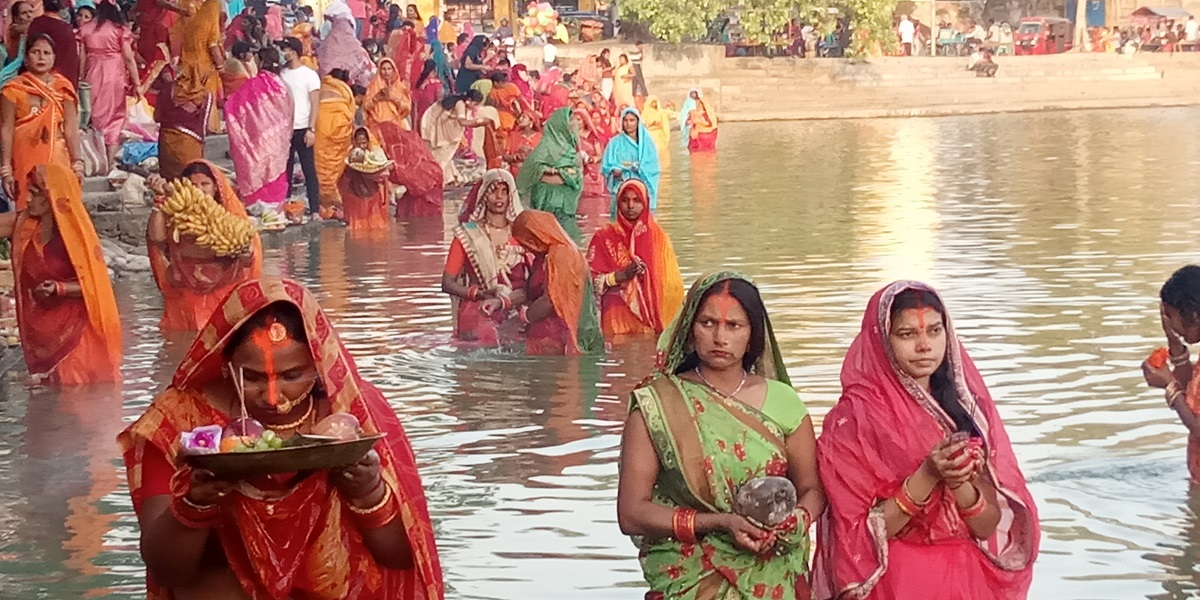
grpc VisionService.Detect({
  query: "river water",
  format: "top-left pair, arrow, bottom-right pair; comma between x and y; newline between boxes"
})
1,108 -> 1199,599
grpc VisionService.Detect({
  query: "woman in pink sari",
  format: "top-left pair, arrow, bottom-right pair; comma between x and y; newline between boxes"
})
77,0 -> 139,168
813,281 -> 1039,600
224,47 -> 293,212
571,107 -> 606,199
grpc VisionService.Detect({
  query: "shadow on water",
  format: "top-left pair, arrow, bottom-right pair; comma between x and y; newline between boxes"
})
9,108 -> 1200,597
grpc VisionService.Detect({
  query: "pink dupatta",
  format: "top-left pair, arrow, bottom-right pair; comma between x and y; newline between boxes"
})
225,71 -> 294,207
813,281 -> 1039,600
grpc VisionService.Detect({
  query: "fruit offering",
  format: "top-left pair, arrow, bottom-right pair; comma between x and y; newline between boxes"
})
162,177 -> 255,257
1148,347 -> 1170,369
312,413 -> 362,441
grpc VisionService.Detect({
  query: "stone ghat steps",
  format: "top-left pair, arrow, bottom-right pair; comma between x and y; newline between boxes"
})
85,134 -> 233,246
717,64 -> 1164,84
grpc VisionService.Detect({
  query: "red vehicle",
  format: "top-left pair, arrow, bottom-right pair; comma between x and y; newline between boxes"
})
1014,17 -> 1074,54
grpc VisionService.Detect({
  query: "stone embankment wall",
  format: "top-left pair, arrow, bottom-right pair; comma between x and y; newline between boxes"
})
517,42 -> 1200,121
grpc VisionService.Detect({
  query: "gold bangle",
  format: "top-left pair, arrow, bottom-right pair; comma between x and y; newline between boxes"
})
347,484 -> 391,515
902,476 -> 930,508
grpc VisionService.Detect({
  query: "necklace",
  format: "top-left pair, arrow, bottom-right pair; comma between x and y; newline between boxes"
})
694,366 -> 748,400
264,397 -> 314,431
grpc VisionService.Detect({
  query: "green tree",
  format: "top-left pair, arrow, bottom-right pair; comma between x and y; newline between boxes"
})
842,0 -> 898,56
622,0 -> 725,42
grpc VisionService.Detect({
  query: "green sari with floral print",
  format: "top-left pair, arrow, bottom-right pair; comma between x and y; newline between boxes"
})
630,272 -> 813,600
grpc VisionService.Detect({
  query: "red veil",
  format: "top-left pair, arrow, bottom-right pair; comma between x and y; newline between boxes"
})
813,281 -> 1039,600
118,278 -> 444,599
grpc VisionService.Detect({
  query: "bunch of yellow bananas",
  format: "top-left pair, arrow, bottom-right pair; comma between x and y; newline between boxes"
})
161,178 -> 255,257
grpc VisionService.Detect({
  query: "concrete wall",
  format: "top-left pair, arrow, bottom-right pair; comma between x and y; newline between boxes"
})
513,43 -> 1200,120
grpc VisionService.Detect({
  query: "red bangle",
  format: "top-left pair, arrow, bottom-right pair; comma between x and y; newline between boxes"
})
346,484 -> 400,530
957,486 -> 987,520
895,478 -> 925,517
468,286 -> 480,301
672,508 -> 698,544
501,295 -> 513,311
54,281 -> 66,296
168,468 -> 221,529
798,506 -> 813,530
518,305 -> 529,324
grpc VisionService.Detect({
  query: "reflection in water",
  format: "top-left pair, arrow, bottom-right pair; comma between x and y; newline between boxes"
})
6,108 -> 1200,598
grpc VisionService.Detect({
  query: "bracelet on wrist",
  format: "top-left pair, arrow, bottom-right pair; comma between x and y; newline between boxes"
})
956,485 -> 987,520
672,508 -> 698,544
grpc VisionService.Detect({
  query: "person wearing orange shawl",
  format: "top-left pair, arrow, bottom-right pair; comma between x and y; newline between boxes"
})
587,179 -> 683,339
364,58 -> 413,131
173,0 -> 224,135
339,127 -> 392,231
117,278 -> 444,600
511,210 -> 603,356
576,53 -> 601,91
0,165 -> 122,385
503,111 -> 541,179
486,71 -> 525,149
0,34 -> 82,209
145,159 -> 264,332
813,282 -> 1039,600
377,120 -> 444,218
290,6 -> 319,70
315,69 -> 360,220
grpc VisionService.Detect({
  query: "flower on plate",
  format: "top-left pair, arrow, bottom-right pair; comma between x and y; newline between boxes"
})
180,425 -> 224,455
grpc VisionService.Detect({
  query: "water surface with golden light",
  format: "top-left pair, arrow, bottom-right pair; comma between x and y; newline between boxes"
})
1,108 -> 1199,599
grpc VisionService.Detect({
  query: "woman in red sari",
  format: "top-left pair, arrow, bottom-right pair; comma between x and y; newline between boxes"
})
1,164 -> 122,385
587,179 -> 683,339
813,281 -> 1039,600
377,120 -> 444,218
146,159 -> 263,331
511,209 -> 603,356
442,169 -> 526,345
571,107 -> 607,199
118,278 -> 444,600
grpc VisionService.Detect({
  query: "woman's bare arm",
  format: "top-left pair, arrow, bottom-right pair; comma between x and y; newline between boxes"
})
785,415 -> 826,525
136,495 -> 217,586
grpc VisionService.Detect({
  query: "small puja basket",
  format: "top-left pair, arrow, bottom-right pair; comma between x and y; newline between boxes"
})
186,433 -> 385,479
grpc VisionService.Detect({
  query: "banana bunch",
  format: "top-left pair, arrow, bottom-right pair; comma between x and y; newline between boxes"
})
161,178 -> 255,257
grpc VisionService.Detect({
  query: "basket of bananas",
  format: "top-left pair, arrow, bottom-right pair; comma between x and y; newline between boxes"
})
161,178 -> 255,257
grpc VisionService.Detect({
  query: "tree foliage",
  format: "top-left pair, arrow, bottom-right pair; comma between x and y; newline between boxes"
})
623,0 -> 896,51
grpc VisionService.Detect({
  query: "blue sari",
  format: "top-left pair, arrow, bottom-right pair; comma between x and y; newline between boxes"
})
600,107 -> 660,218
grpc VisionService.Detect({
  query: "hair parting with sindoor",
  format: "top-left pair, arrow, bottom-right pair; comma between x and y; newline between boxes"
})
889,288 -> 979,435
675,278 -> 767,374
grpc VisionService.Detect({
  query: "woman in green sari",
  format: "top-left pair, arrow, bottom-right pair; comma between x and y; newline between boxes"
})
515,107 -> 584,243
618,272 -> 826,600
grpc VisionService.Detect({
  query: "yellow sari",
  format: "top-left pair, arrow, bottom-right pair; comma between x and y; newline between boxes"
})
314,76 -> 356,214
173,0 -> 220,103
641,96 -> 671,165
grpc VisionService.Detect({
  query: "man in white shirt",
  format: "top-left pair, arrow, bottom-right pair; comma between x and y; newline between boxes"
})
898,15 -> 915,56
279,37 -> 322,217
1186,16 -> 1199,42
987,19 -> 1001,42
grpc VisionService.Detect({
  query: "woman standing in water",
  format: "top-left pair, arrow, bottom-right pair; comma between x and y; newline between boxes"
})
814,281 -> 1039,600
516,108 -> 584,243
146,159 -> 263,332
118,278 -> 443,599
618,271 -> 824,599
600,107 -> 660,217
1142,265 -> 1200,482
442,169 -> 527,345
1,165 -> 122,385
511,210 -> 603,355
681,89 -> 718,152
587,179 -> 682,339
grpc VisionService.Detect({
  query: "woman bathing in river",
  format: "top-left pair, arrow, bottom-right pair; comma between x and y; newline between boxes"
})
118,278 -> 442,599
442,169 -> 527,345
1143,265 -> 1200,483
814,282 -> 1039,600
618,272 -> 824,599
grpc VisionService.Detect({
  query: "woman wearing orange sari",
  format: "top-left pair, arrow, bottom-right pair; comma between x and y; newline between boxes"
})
339,127 -> 392,231
290,6 -> 319,70
587,179 -> 683,339
118,278 -> 444,599
146,159 -> 263,332
315,70 -> 359,219
503,111 -> 540,179
173,0 -> 223,135
363,58 -> 412,131
511,209 -> 603,356
1,165 -> 122,385
683,89 -> 718,153
0,34 -> 81,208
487,71 -> 525,148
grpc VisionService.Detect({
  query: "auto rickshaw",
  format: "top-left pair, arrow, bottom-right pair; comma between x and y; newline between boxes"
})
1014,16 -> 1074,54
